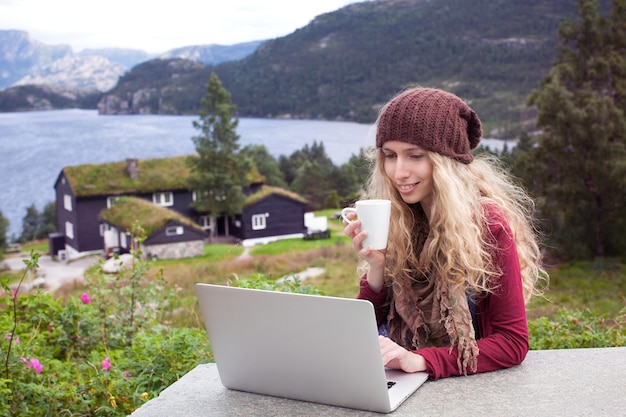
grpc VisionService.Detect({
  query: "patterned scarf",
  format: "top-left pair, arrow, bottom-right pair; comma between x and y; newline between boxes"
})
387,233 -> 479,375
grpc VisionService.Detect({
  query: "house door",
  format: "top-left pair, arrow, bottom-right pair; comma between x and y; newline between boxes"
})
104,229 -> 119,250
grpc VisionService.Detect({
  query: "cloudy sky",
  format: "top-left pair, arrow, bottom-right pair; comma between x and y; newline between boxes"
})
0,0 -> 364,53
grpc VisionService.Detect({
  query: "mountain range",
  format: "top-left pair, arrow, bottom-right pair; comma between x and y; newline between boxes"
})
0,30 -> 263,91
0,0 -> 607,138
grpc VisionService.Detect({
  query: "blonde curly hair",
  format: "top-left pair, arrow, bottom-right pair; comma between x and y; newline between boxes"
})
359,147 -> 547,303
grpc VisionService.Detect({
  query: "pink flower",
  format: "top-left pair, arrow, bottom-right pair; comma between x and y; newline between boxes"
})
123,370 -> 131,379
7,333 -> 21,344
25,358 -> 43,374
80,293 -> 91,304
102,357 -> 111,372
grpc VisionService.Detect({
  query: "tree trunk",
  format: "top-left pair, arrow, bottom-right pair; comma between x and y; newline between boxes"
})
209,216 -> 216,243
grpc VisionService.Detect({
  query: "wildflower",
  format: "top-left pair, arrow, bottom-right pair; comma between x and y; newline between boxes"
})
80,292 -> 91,304
5,333 -> 18,343
141,392 -> 149,400
25,358 -> 43,374
7,333 -> 20,343
123,369 -> 131,378
102,357 -> 111,372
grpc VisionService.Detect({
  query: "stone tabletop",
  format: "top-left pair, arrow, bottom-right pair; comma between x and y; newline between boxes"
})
130,347 -> 626,417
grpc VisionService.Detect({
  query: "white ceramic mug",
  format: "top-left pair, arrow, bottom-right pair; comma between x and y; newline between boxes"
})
341,199 -> 391,250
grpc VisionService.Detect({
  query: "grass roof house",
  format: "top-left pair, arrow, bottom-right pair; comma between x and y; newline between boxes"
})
99,196 -> 207,259
52,156 -> 313,259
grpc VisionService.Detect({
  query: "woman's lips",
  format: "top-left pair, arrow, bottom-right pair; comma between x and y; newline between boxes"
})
397,183 -> 417,194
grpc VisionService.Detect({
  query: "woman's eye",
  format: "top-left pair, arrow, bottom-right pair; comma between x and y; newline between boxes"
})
411,154 -> 423,159
384,153 -> 396,159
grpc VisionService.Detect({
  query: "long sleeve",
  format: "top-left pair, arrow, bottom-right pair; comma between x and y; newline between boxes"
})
417,217 -> 529,379
357,275 -> 389,328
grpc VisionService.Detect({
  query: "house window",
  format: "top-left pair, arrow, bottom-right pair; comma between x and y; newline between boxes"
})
63,194 -> 72,211
199,215 -> 211,230
193,190 -> 225,202
166,226 -> 184,236
153,192 -> 174,207
107,196 -> 124,208
252,213 -> 269,230
65,221 -> 74,239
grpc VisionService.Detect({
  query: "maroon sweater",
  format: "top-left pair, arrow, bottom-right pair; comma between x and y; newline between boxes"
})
358,214 -> 529,380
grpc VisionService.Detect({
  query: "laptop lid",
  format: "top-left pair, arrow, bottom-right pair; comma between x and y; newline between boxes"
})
195,283 -> 428,413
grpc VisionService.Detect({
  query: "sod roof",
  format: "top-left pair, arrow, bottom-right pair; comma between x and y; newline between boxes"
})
63,155 -> 267,197
63,156 -> 191,197
245,185 -> 308,206
99,196 -> 205,235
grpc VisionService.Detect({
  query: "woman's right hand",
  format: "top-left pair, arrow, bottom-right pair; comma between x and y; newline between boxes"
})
343,212 -> 386,292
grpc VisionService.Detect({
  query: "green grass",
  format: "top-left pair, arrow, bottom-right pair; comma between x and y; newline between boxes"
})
202,243 -> 244,261
21,240 -> 49,254
528,258 -> 626,320
5,212 -> 626,329
249,234 -> 350,256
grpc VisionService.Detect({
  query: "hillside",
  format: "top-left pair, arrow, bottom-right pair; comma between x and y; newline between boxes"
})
0,84 -> 102,112
98,0 -> 590,138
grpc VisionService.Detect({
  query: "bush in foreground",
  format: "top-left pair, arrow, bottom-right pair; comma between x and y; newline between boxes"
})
1,237 -> 213,416
1,248 -> 624,415
529,308 -> 625,350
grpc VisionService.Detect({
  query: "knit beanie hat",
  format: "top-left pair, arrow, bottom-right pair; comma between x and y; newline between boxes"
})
376,88 -> 482,164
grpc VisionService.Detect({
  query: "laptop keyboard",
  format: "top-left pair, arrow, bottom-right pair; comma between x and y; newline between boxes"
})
387,381 -> 397,389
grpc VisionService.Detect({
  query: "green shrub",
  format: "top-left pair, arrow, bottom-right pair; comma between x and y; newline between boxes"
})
232,273 -> 323,295
3,238 -> 625,415
529,308 -> 625,350
0,233 -> 213,416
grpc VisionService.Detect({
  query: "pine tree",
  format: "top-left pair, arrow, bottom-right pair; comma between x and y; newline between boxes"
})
187,73 -> 252,241
0,210 -> 8,251
516,0 -> 626,259
241,144 -> 287,187
40,201 -> 57,236
20,204 -> 41,243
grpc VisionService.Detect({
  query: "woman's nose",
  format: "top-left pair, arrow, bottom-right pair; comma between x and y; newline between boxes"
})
394,157 -> 410,179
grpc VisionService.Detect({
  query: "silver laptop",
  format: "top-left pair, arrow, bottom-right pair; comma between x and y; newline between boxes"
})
195,283 -> 428,413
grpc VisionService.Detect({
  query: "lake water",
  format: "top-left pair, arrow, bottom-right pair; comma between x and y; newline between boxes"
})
0,109 -> 510,239
0,109 -> 377,238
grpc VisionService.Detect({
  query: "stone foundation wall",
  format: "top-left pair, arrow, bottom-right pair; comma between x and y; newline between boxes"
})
145,241 -> 203,259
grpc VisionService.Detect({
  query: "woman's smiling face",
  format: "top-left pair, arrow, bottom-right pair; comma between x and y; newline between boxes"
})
381,140 -> 434,213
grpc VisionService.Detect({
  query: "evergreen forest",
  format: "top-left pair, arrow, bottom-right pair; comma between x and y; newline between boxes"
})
83,0 -> 613,138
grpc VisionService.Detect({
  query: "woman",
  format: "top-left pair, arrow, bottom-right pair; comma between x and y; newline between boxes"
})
344,87 -> 546,379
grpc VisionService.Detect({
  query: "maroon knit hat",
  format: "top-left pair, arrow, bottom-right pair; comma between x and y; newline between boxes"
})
376,88 -> 482,164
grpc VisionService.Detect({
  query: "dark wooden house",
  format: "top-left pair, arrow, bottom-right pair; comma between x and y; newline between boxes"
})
52,156 -> 312,259
235,185 -> 309,247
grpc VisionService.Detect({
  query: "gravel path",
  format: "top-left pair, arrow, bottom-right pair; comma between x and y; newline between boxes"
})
1,254 -> 100,293
2,250 -> 324,293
